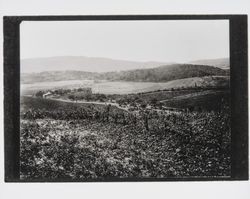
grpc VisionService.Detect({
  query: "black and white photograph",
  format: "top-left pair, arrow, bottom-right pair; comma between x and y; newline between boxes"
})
1,0 -> 250,198
19,19 -> 232,180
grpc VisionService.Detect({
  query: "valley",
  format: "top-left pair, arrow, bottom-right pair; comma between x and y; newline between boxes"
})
20,57 -> 231,179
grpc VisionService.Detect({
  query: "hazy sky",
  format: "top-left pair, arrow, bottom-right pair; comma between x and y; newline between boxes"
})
20,20 -> 229,63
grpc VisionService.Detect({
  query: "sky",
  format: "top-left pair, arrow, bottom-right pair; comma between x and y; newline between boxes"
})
20,20 -> 229,63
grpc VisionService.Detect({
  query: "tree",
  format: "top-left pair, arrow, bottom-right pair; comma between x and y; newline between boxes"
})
35,91 -> 44,98
85,93 -> 92,101
68,94 -> 75,101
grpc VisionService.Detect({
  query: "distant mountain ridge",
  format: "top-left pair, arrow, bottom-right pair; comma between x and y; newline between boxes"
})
189,58 -> 229,69
21,56 -> 229,74
21,56 -> 170,73
21,64 -> 229,84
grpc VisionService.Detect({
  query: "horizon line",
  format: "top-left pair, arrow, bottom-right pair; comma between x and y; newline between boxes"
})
20,55 -> 230,64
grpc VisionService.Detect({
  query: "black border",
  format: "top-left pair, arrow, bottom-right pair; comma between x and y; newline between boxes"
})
4,15 -> 249,182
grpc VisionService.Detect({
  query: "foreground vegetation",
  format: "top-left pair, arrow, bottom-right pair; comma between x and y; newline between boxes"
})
20,96 -> 231,179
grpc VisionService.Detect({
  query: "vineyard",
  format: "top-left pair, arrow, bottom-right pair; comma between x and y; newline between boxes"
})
20,96 -> 231,179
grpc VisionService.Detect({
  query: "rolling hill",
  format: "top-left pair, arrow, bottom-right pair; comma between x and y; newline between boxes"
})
101,64 -> 229,82
21,64 -> 229,84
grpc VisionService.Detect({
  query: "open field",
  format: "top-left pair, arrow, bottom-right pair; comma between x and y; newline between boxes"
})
21,75 -> 229,96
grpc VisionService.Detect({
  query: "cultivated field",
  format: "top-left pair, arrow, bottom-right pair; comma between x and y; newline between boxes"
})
20,96 -> 231,179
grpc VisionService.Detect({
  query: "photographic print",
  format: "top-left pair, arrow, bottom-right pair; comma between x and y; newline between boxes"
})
4,15 -> 248,182
19,19 -> 231,180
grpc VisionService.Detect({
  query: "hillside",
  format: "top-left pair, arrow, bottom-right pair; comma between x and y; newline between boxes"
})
101,64 -> 229,82
161,90 -> 230,111
148,75 -> 229,89
21,64 -> 229,84
189,58 -> 229,70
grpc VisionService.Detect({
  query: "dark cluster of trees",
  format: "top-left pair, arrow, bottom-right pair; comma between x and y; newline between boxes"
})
35,89 -> 72,97
35,87 -> 93,98
100,64 -> 229,82
68,93 -> 107,102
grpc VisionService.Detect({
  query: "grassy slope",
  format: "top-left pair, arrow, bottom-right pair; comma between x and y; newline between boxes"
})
21,96 -> 122,113
160,90 -> 230,111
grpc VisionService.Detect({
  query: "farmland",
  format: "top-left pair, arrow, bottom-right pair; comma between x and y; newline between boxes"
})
21,75 -> 229,95
20,96 -> 230,179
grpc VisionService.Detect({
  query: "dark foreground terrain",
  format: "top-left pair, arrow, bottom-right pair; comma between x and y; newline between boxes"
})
20,96 -> 231,180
